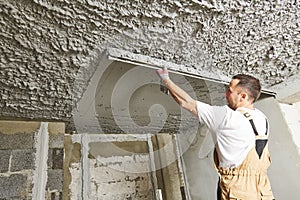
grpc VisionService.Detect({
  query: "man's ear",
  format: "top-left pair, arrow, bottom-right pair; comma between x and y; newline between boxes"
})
240,92 -> 247,100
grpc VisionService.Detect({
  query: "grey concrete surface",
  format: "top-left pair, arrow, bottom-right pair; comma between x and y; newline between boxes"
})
1,1 -> 299,129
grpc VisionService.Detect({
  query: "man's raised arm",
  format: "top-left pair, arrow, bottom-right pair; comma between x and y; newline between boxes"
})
156,68 -> 198,116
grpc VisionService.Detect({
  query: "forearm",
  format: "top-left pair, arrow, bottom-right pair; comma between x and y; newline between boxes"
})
163,78 -> 198,116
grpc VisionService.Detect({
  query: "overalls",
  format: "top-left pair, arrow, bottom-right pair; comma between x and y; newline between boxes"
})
215,111 -> 275,200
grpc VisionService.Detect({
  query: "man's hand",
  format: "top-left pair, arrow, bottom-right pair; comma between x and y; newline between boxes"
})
155,66 -> 198,116
156,67 -> 169,80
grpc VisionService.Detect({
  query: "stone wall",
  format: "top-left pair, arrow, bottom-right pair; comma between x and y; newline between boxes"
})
0,121 -> 65,200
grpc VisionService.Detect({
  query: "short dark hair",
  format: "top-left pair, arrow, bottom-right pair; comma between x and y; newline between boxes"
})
232,74 -> 261,103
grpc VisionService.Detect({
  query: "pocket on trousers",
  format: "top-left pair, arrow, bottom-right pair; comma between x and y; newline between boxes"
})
260,188 -> 274,200
260,177 -> 274,200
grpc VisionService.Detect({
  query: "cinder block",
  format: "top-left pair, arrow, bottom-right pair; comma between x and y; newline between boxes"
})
0,150 -> 10,173
48,148 -> 64,169
50,191 -> 62,200
0,174 -> 28,199
46,169 -> 63,191
49,134 -> 64,148
11,149 -> 35,172
0,132 -> 35,150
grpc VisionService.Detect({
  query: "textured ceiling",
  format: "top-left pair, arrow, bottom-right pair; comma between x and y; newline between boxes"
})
0,0 -> 299,128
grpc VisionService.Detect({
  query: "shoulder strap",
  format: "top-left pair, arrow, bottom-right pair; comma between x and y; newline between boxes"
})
238,110 -> 259,135
238,110 -> 269,159
238,110 -> 268,136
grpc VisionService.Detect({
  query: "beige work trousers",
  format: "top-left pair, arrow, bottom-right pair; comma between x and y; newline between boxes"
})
214,144 -> 274,200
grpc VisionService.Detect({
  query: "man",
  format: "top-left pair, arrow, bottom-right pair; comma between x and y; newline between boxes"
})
156,68 -> 274,199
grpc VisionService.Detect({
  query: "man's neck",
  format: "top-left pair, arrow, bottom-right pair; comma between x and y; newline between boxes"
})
237,103 -> 254,110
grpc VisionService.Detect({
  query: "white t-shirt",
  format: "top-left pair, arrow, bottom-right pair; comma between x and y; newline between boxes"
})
196,101 -> 269,168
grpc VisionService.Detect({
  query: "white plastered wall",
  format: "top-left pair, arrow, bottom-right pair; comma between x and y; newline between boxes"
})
277,102 -> 300,154
255,97 -> 300,199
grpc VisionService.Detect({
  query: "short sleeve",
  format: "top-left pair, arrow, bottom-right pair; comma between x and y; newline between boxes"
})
196,101 -> 227,132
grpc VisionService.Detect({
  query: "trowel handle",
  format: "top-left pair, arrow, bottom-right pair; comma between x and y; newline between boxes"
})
160,66 -> 169,95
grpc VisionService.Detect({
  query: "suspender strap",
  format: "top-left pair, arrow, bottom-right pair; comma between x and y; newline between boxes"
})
239,110 -> 268,136
238,110 -> 269,159
249,119 -> 259,135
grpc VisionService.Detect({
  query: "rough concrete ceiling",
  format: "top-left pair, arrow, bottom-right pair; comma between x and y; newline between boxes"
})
0,0 -> 300,130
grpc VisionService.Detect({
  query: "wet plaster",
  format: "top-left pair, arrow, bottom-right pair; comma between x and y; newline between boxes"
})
0,0 -> 300,131
72,56 -> 224,134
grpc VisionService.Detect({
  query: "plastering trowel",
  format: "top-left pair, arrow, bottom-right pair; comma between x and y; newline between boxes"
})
105,48 -> 276,97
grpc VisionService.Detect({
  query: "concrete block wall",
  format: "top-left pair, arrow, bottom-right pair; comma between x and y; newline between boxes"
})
67,155 -> 154,200
63,133 -> 185,200
89,155 -> 154,199
0,120 -> 65,200
65,134 -> 156,200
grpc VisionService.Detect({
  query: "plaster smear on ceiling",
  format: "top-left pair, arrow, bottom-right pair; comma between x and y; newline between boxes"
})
0,0 -> 299,128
